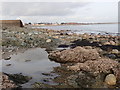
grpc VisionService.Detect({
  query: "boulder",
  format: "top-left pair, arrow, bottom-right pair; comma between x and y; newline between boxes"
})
105,74 -> 116,85
67,58 -> 119,76
49,46 -> 100,63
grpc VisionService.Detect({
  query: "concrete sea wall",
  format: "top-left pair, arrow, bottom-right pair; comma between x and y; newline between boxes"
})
0,20 -> 23,27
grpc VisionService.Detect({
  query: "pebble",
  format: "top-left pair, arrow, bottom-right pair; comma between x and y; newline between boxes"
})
6,64 -> 12,66
25,60 -> 31,62
4,57 -> 11,60
105,74 -> 116,85
109,41 -> 116,45
103,42 -> 110,45
46,39 -> 52,43
111,49 -> 119,54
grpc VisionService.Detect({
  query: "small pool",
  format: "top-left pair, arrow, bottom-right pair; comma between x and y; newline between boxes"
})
2,48 -> 60,88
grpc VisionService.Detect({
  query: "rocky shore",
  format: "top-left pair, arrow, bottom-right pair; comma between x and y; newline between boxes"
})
1,25 -> 120,88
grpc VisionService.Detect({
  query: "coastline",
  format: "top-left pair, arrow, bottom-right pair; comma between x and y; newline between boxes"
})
1,25 -> 120,88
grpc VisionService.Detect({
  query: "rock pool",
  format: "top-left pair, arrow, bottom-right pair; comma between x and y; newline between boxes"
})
2,48 -> 60,88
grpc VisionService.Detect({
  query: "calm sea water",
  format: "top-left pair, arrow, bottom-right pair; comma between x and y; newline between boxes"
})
34,24 -> 119,35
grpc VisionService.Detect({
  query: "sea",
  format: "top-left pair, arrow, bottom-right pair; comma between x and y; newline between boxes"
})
32,24 -> 119,35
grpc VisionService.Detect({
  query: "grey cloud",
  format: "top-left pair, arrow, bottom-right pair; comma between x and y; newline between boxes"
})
2,2 -> 89,16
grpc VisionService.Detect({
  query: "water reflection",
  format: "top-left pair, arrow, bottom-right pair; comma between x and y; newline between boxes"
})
2,48 -> 60,87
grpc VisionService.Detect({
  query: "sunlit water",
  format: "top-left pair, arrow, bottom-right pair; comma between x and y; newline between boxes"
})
2,48 -> 60,88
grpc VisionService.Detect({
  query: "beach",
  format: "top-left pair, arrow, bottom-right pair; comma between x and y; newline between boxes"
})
1,24 -> 120,88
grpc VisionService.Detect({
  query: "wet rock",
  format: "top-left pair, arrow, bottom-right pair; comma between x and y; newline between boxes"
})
42,73 -> 51,76
32,82 -> 53,88
67,75 -> 79,88
25,60 -> 31,62
4,56 -> 11,60
58,44 -> 69,48
104,54 -> 117,59
76,72 -> 96,88
76,72 -> 110,88
43,78 -> 50,82
105,74 -> 116,85
6,64 -> 12,66
49,46 -> 100,63
70,39 -> 100,48
6,73 -> 32,84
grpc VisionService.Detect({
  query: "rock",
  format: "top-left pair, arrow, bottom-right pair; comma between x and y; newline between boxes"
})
6,64 -> 12,66
58,44 -> 69,48
67,75 -> 79,88
67,58 -> 119,76
7,73 -> 32,84
103,42 -> 110,45
105,74 -> 116,85
84,46 -> 93,49
25,60 -> 31,62
67,63 -> 82,71
53,36 -> 59,39
49,46 -> 100,63
4,56 -> 11,60
46,39 -> 52,43
111,49 -> 119,54
76,72 -> 95,88
105,54 -> 117,59
2,74 -> 17,89
109,41 -> 116,45
42,73 -> 51,76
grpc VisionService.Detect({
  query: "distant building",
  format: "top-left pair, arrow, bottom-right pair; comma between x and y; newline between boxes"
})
0,20 -> 24,27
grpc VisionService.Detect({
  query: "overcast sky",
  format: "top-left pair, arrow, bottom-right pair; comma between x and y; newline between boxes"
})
0,0 -> 119,23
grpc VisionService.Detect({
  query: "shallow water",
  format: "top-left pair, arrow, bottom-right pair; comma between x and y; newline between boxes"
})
33,24 -> 119,35
2,48 -> 60,88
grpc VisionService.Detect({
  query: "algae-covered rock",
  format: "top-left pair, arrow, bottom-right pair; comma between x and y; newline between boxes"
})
6,73 -> 32,84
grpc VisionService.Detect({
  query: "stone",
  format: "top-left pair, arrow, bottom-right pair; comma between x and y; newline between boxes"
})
6,64 -> 12,66
76,72 -> 95,88
46,39 -> 52,43
67,58 -> 119,76
2,74 -> 17,89
67,75 -> 79,88
53,36 -> 59,39
4,57 -> 11,60
111,49 -> 119,54
105,74 -> 116,85
25,60 -> 31,62
109,41 -> 116,45
106,54 -> 117,59
103,42 -> 110,45
49,46 -> 100,63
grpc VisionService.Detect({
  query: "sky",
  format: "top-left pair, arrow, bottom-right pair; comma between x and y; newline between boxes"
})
0,0 -> 119,23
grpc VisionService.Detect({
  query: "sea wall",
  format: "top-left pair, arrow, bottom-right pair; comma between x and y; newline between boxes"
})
0,20 -> 23,27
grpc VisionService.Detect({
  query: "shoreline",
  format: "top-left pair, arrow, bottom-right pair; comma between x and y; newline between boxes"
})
30,24 -> 119,36
29,22 -> 119,26
1,25 -> 120,88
